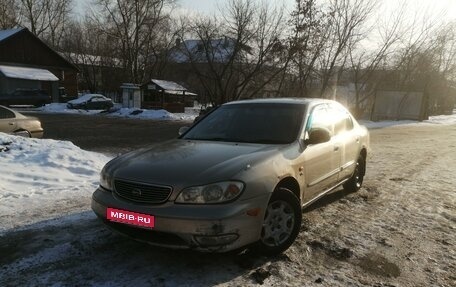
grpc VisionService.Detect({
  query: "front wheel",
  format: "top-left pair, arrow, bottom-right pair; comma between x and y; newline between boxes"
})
14,130 -> 31,138
252,188 -> 302,255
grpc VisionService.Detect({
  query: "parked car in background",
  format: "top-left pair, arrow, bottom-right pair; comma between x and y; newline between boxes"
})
0,105 -> 43,138
0,89 -> 51,107
92,98 -> 369,255
67,94 -> 114,110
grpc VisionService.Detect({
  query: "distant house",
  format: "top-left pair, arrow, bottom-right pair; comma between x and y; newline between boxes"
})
166,38 -> 255,104
169,37 -> 247,64
0,28 -> 79,102
63,52 -> 124,99
141,79 -> 196,113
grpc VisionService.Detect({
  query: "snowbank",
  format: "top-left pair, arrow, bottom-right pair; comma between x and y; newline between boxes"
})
0,133 -> 111,232
39,103 -> 103,115
106,107 -> 198,121
360,110 -> 456,129
37,103 -> 198,121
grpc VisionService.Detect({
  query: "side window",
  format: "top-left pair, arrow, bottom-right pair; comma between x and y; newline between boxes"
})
330,104 -> 354,135
0,107 -> 15,119
308,104 -> 334,135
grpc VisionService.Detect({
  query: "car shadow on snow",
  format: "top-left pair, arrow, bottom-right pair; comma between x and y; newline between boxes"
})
302,186 -> 357,213
0,211 -> 274,286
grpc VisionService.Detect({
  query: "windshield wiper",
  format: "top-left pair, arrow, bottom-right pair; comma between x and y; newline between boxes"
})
185,137 -> 286,144
185,137 -> 249,143
252,139 -> 287,144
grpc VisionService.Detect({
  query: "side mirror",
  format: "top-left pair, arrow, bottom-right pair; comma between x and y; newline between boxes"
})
178,126 -> 190,136
306,128 -> 331,145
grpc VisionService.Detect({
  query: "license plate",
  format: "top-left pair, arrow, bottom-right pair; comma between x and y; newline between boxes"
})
107,207 -> 155,228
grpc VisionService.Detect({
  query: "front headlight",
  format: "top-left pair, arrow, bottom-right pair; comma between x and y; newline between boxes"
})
175,181 -> 244,204
100,167 -> 113,190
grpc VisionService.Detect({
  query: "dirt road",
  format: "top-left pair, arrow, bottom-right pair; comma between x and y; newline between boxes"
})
26,112 -> 190,155
0,123 -> 455,286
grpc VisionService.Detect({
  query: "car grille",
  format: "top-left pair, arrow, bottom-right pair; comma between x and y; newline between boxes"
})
114,179 -> 172,204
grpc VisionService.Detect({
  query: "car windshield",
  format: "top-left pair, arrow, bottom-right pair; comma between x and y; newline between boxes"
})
183,103 -> 305,144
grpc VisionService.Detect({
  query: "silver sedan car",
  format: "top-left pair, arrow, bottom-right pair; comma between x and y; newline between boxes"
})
92,98 -> 369,255
0,105 -> 43,138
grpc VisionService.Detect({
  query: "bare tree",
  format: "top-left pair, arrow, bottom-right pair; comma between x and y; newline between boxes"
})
61,18 -> 121,93
347,2 -> 406,116
318,0 -> 378,98
92,0 -> 175,83
45,0 -> 72,48
177,0 -> 289,105
0,0 -> 20,29
287,0 -> 328,97
18,0 -> 72,48
19,0 -> 49,37
143,16 -> 180,79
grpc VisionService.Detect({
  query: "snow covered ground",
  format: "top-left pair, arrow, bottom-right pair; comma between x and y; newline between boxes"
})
1,111 -> 455,286
360,110 -> 456,129
0,133 -> 111,232
37,103 -> 198,121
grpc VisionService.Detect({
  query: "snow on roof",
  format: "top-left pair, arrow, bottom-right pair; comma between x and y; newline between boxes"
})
150,79 -> 187,91
0,28 -> 24,42
62,52 -> 123,68
0,65 -> 59,81
165,90 -> 197,96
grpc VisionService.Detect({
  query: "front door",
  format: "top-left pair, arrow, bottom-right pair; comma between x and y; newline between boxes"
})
301,104 -> 340,203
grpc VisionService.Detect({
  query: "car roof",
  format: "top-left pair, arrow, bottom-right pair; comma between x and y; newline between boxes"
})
224,98 -> 334,106
68,94 -> 107,104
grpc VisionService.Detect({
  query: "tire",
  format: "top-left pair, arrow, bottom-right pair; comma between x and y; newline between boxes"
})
252,188 -> 302,255
14,130 -> 31,138
343,154 -> 366,192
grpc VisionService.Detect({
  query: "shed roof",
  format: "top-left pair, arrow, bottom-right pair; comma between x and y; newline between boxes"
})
142,79 -> 197,96
0,28 -> 24,42
149,79 -> 187,91
0,65 -> 59,81
0,27 -> 79,72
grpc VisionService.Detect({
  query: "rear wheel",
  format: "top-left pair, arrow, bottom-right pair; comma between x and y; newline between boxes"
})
343,154 -> 365,192
252,188 -> 301,255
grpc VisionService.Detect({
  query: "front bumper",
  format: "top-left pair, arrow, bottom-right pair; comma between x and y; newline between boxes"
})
30,129 -> 44,139
92,187 -> 270,252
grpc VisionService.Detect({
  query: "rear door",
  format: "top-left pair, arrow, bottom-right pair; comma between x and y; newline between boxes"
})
0,106 -> 17,133
329,103 -> 360,181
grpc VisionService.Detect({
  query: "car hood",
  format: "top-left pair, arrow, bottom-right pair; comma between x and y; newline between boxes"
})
105,139 -> 280,187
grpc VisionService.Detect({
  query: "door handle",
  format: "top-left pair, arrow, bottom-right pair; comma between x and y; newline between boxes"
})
356,137 -> 360,143
8,122 -> 14,126
334,146 -> 340,152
